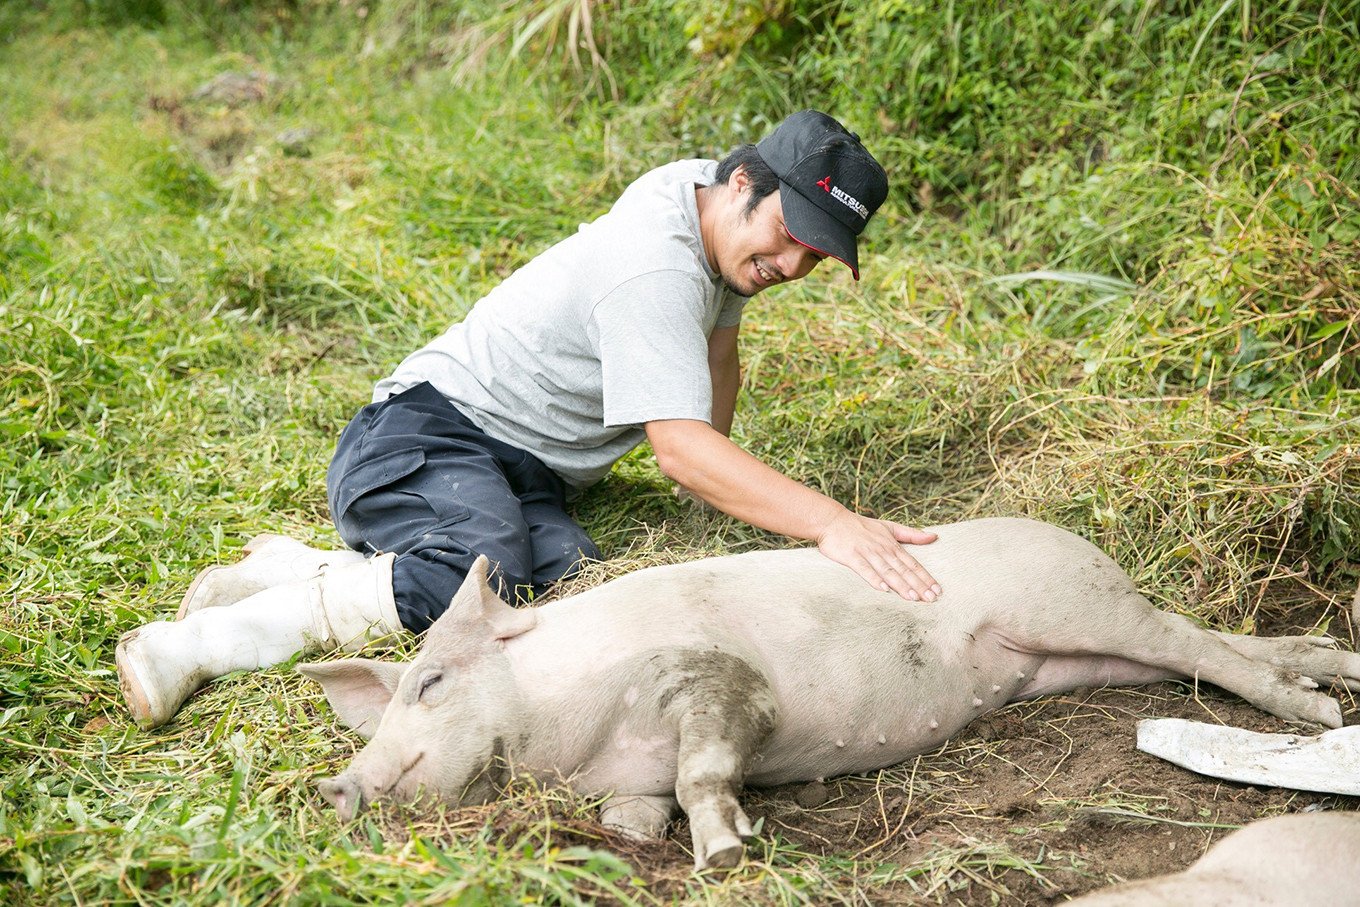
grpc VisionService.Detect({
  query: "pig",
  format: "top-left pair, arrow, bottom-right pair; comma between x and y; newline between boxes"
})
1067,812 -> 1360,905
298,517 -> 1360,870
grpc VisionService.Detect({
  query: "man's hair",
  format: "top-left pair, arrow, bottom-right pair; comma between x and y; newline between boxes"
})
714,144 -> 780,217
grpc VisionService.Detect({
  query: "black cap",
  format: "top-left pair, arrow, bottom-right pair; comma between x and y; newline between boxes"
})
755,110 -> 888,280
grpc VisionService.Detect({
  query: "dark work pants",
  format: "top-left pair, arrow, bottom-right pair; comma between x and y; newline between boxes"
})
326,381 -> 601,633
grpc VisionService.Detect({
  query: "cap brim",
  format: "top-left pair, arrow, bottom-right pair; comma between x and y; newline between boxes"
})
778,180 -> 860,280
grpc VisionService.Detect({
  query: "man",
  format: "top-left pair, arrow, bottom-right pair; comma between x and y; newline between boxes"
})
117,110 -> 942,729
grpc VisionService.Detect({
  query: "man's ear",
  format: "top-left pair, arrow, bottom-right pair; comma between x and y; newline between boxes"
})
729,163 -> 750,193
297,658 -> 406,740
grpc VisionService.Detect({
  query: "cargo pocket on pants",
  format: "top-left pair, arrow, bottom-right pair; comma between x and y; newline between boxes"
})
331,447 -> 472,550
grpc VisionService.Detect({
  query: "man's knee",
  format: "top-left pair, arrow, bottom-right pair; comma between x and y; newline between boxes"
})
523,503 -> 601,587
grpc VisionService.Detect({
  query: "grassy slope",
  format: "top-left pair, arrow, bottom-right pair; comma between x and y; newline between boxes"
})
2,0 -> 1357,902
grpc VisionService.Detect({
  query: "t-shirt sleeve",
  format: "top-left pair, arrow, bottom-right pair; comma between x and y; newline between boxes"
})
589,271 -> 714,428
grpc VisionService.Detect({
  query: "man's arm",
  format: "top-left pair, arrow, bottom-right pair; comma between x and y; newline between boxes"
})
707,325 -> 740,438
647,419 -> 941,602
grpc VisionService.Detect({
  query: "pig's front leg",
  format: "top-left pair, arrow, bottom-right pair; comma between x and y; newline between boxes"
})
600,794 -> 676,841
656,650 -> 778,871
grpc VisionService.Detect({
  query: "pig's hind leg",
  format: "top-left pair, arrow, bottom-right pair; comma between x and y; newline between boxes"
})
655,649 -> 778,871
1001,587 -> 1343,728
1014,654 -> 1187,700
1210,631 -> 1360,693
1017,636 -> 1360,700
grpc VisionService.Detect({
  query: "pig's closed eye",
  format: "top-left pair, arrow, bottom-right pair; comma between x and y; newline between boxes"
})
418,673 -> 444,700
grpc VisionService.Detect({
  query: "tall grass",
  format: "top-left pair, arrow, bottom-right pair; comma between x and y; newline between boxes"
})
2,0 -> 1357,902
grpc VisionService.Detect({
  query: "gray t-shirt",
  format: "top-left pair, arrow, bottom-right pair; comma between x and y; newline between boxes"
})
373,159 -> 746,489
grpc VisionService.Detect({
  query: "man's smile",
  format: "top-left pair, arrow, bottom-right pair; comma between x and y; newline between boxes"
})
754,258 -> 782,287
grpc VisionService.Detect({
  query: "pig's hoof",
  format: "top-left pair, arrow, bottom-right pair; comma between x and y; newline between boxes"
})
600,794 -> 676,841
1313,697 -> 1344,729
699,834 -> 744,870
1271,689 -> 1344,729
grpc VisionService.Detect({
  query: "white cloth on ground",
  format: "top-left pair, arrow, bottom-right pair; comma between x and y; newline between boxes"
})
1137,717 -> 1360,795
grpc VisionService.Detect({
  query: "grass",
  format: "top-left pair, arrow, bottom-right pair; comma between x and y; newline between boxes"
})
2,0 -> 1358,903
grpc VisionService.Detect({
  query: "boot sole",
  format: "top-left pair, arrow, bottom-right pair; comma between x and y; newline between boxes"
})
115,633 -> 160,730
176,533 -> 289,620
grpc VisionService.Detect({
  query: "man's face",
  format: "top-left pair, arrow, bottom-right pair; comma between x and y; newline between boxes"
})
713,188 -> 826,298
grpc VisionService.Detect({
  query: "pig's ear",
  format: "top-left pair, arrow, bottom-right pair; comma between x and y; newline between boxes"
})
438,554 -> 536,642
297,658 -> 406,740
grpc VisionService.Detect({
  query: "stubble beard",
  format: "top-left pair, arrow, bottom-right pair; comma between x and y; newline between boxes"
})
721,274 -> 758,299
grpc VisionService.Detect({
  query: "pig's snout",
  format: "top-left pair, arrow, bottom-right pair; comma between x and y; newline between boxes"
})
319,775 -> 365,823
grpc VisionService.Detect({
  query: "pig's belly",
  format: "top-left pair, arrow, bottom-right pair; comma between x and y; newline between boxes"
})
531,630 -> 1050,795
536,631 -> 1046,795
744,635 -> 1047,786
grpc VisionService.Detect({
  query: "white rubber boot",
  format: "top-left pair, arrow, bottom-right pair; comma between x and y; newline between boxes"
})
117,553 -> 402,730
177,534 -> 367,619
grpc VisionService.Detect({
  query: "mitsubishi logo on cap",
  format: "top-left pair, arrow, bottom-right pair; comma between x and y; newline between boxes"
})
816,176 -> 832,192
828,185 -> 871,220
